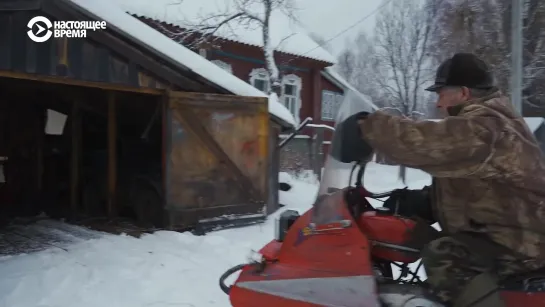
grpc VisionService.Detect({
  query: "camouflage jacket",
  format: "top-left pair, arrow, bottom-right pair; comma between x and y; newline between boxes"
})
360,91 -> 545,260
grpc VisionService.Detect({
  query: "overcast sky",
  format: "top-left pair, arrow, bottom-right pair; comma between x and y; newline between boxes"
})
294,0 -> 384,56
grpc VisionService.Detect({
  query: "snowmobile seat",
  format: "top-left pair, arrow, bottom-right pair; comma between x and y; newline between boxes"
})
499,267 -> 545,292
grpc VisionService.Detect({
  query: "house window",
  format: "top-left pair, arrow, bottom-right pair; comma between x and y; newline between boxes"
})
249,68 -> 270,93
281,74 -> 302,120
211,60 -> 232,74
335,92 -> 344,113
321,90 -> 344,121
253,79 -> 269,92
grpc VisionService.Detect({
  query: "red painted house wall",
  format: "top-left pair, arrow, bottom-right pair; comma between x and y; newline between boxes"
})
208,42 -> 342,129
208,48 -> 318,123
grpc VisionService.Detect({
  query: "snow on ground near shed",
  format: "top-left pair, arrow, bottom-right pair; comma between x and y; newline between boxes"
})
66,0 -> 295,127
0,164 -> 430,307
110,0 -> 335,64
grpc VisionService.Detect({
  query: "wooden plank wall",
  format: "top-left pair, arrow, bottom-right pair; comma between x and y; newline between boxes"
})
165,92 -> 269,227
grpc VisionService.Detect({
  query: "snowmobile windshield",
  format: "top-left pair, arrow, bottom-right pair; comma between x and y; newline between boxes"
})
312,89 -> 375,225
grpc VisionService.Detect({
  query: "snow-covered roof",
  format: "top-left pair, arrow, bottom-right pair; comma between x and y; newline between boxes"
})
64,0 -> 296,127
109,0 -> 336,64
322,67 -> 379,111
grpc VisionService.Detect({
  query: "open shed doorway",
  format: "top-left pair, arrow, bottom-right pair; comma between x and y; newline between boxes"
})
0,76 -> 163,230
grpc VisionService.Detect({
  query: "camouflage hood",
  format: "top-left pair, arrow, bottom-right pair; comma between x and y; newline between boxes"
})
360,92 -> 545,259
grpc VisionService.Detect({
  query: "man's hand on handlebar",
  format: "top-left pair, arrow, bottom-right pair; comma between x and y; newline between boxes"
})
383,186 -> 435,223
330,112 -> 374,163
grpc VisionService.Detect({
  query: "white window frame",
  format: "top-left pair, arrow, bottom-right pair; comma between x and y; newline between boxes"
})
321,90 -> 343,121
249,68 -> 270,93
211,59 -> 232,74
281,74 -> 302,121
334,92 -> 344,119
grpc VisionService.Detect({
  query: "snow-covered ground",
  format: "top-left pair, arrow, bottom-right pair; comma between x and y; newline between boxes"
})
0,163 -> 431,307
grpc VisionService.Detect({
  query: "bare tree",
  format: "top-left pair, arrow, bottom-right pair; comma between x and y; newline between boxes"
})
336,0 -> 440,117
335,0 -> 441,182
372,0 -> 439,117
432,0 -> 545,109
336,48 -> 357,85
155,0 -> 297,95
308,32 -> 334,54
336,33 -> 389,108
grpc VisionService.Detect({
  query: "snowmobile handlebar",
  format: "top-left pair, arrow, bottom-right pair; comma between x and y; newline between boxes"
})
350,161 -> 393,200
363,189 -> 393,199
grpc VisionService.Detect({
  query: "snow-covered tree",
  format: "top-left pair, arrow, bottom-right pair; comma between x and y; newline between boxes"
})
154,0 -> 297,96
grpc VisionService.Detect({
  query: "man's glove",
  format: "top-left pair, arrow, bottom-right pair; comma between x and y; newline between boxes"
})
383,186 -> 435,223
383,188 -> 407,211
330,112 -> 373,163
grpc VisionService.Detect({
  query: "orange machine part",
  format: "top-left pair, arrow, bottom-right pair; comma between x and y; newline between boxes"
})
229,190 -> 381,307
357,211 -> 420,263
229,190 -> 545,307
501,291 -> 545,306
259,240 -> 282,261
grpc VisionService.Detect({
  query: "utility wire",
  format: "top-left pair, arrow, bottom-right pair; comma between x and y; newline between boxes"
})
300,0 -> 394,57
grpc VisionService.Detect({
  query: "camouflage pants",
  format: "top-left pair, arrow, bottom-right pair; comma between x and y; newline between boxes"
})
421,233 -> 535,305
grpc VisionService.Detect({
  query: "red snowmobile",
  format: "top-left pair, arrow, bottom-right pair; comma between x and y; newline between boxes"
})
219,99 -> 545,307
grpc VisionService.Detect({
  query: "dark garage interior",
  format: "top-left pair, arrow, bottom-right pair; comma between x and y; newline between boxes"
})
0,76 -> 164,228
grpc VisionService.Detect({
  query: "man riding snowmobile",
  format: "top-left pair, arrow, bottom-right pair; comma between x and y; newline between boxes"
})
339,53 -> 545,307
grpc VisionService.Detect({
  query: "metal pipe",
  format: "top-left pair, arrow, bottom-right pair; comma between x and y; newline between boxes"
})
278,117 -> 313,148
510,0 -> 523,114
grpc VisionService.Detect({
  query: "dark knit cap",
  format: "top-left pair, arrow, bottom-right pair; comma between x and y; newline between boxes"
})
425,53 -> 495,92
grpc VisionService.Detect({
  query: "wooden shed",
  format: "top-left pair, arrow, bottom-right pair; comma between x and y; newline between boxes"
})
0,0 -> 294,231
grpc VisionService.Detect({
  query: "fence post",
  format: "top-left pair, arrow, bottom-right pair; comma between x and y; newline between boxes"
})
313,128 -> 324,180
